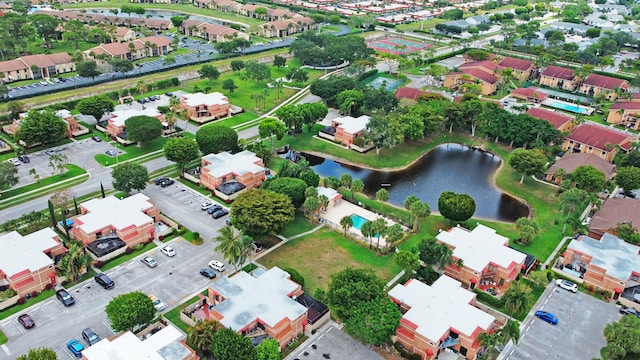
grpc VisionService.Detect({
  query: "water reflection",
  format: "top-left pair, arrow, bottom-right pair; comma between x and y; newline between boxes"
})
304,143 -> 529,222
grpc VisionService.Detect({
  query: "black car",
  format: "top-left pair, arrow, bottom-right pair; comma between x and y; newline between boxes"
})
155,177 -> 167,185
56,289 -> 75,307
82,328 -> 101,346
161,179 -> 175,187
91,135 -> 102,142
94,273 -> 115,289
620,306 -> 639,317
59,77 -> 67,82
212,208 -> 229,219
207,204 -> 223,214
200,268 -> 217,279
17,155 -> 30,163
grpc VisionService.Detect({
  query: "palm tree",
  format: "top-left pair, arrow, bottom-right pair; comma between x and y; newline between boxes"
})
500,320 -> 521,345
385,224 -> 404,251
165,112 -> 177,132
433,242 -> 454,270
351,179 -> 364,200
340,215 -> 353,234
410,201 -> 431,232
372,218 -> 388,249
58,242 -> 93,282
502,280 -> 533,315
318,195 -> 329,213
186,319 -> 222,355
404,195 -> 420,223
214,226 -> 253,271
360,220 -> 375,247
478,332 -> 501,359
376,188 -> 390,212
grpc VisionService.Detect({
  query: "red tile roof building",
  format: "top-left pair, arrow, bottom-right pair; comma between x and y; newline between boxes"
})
83,36 -> 173,65
544,153 -> 616,184
0,53 -> 74,83
498,57 -> 534,82
563,123 -> 636,162
607,102 -> 640,130
539,65 -> 576,91
526,107 -> 575,132
180,19 -> 249,42
579,74 -> 628,101
395,87 -> 440,101
512,87 -> 548,103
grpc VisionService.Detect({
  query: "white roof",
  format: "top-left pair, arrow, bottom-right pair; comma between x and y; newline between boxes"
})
202,150 -> 264,178
569,233 -> 640,281
209,267 -> 307,330
436,224 -> 526,271
81,324 -> 192,360
182,92 -> 229,107
316,186 -> 340,201
334,115 -> 370,135
76,194 -> 154,234
389,276 -> 495,341
0,229 -> 59,277
55,109 -> 72,119
110,108 -> 161,127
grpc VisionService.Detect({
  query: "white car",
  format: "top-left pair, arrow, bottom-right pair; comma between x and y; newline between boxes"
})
208,260 -> 226,272
161,246 -> 176,257
200,202 -> 213,211
7,158 -> 20,166
556,279 -> 578,293
148,294 -> 167,312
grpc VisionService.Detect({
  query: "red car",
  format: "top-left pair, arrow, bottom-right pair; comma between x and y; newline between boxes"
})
18,314 -> 35,329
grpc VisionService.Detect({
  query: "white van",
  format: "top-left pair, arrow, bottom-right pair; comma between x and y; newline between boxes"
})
208,260 -> 226,272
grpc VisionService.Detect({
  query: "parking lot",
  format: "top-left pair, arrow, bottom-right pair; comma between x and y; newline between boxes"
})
142,180 -> 229,242
1,237 -> 227,359
285,323 -> 383,360
505,285 -> 620,360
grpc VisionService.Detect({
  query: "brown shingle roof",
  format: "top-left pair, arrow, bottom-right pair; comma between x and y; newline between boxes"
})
545,153 -> 616,180
541,65 -> 574,80
395,87 -> 437,100
589,198 -> 640,236
498,57 -> 533,71
583,74 -> 628,91
460,60 -> 503,74
567,124 -> 635,151
512,87 -> 548,100
610,102 -> 640,111
461,68 -> 499,84
526,107 -> 572,129
0,53 -> 72,73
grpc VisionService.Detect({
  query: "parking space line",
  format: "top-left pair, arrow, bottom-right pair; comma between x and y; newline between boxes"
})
1,344 -> 10,356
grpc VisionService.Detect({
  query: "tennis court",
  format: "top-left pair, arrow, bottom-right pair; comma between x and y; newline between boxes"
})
367,37 -> 432,55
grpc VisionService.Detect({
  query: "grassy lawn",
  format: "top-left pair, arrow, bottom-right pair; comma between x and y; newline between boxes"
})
0,164 -> 86,199
0,330 -> 6,345
259,228 -> 401,294
280,212 -> 316,238
164,290 -> 207,333
100,242 -> 158,271
94,137 -> 167,166
0,290 -> 55,321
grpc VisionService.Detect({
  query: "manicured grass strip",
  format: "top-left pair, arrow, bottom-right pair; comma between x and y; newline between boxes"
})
279,212 -> 316,238
0,176 -> 89,211
100,242 -> 158,271
0,164 -> 86,200
164,290 -> 207,333
0,330 -> 7,345
62,269 -> 97,289
0,290 -> 55,321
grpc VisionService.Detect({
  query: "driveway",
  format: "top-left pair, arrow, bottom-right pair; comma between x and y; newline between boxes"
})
504,284 -> 620,360
285,323 -> 383,360
1,237 -> 227,359
142,180 -> 229,242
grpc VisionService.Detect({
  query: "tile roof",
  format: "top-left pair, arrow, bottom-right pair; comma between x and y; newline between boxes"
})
526,107 -> 572,129
512,87 -> 548,100
589,199 -> 640,236
461,68 -> 499,84
460,60 -> 503,74
610,102 -> 640,111
395,87 -> 438,100
545,153 -> 616,180
541,65 -> 575,80
567,124 -> 635,151
0,53 -> 72,73
498,57 -> 533,71
582,74 -> 628,91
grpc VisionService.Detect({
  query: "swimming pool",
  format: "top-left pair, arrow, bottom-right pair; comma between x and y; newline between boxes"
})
350,214 -> 369,230
546,101 -> 593,115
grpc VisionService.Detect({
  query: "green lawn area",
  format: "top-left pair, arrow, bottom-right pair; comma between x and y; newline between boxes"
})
95,137 -> 167,166
280,212 -> 317,238
259,228 -> 401,294
100,242 -> 158,271
0,290 -> 55,321
0,330 -> 6,345
0,164 -> 86,199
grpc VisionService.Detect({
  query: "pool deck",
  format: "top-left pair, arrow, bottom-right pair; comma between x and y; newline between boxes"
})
541,98 -> 595,115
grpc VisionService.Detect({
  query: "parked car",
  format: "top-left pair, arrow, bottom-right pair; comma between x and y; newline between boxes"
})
105,149 -> 117,157
535,310 -> 558,325
556,279 -> 578,293
67,339 -> 85,357
201,201 -> 213,211
149,294 -> 167,311
620,306 -> 639,317
155,177 -> 167,185
212,208 -> 229,219
82,328 -> 101,346
7,158 -> 20,166
18,314 -> 35,329
94,273 -> 114,289
160,179 -> 175,187
141,256 -> 158,268
208,260 -> 226,272
207,204 -> 222,214
39,81 -> 48,86
56,289 -> 75,307
17,155 -> 30,163
200,268 -> 217,279
91,135 -> 102,142
252,242 -> 263,252
161,245 -> 176,257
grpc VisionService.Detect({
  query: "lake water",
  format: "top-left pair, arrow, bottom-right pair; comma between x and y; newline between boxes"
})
86,9 -> 224,25
304,143 -> 529,222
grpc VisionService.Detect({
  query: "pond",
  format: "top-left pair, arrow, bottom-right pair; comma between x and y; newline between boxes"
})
303,143 -> 529,222
86,9 -> 225,26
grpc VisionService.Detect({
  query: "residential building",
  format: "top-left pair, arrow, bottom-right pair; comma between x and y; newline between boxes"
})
0,229 -> 66,297
72,194 -> 159,248
180,92 -> 231,123
544,153 -> 616,184
562,233 -> 639,298
512,87 -> 548,103
200,151 -> 266,199
549,21 -> 592,36
180,19 -> 249,42
111,27 -> 136,43
0,53 -> 74,83
562,123 -> 635,162
435,224 -> 526,293
207,267 -> 307,348
498,57 -> 534,82
35,9 -> 173,30
395,87 -> 439,101
332,115 -> 371,146
539,65 -> 576,91
588,198 -> 640,239
81,324 -> 198,360
607,102 -> 640,130
389,276 -> 496,360
5,109 -> 88,140
578,74 -> 628,101
210,0 -> 242,13
444,68 -> 499,95
260,15 -> 315,38
102,107 -> 165,143
83,36 -> 173,65
526,107 -> 575,132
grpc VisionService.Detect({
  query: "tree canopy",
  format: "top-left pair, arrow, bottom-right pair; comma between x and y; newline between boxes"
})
290,33 -> 373,66
0,162 -> 19,190
77,95 -> 114,121
438,191 -> 476,223
105,291 -> 156,332
163,137 -> 200,175
15,109 -> 67,147
264,177 -> 308,208
570,165 -> 605,193
196,124 -> 238,155
198,64 -> 220,83
230,189 -> 295,236
111,162 -> 148,194
125,115 -> 163,145
212,328 -> 257,360
615,166 -> 640,192
508,148 -> 547,183
326,267 -> 386,320
602,315 -> 640,360
16,348 -> 58,360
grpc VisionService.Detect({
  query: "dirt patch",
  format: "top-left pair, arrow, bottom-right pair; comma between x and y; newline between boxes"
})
374,347 -> 405,360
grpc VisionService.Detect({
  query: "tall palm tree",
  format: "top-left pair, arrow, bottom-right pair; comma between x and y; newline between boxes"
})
410,201 -> 431,232
186,319 -> 222,355
214,226 -> 253,271
433,242 -> 454,270
351,179 -> 364,200
58,242 -> 93,282
499,319 -> 521,345
502,280 -> 533,315
340,215 -> 353,235
360,220 -> 375,247
372,218 -> 388,249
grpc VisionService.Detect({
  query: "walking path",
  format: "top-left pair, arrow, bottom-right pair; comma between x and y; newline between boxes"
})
542,236 -> 572,270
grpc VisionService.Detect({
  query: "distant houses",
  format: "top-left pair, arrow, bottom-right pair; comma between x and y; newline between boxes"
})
562,123 -> 636,163
83,36 -> 173,65
0,53 -> 75,84
180,19 -> 250,43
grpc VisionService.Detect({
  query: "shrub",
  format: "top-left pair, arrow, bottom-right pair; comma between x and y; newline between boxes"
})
192,232 -> 200,240
284,267 -> 305,287
44,283 -> 53,291
125,247 -> 134,254
358,69 -> 378,82
94,260 -> 105,268
134,243 -> 144,251
394,342 -> 422,360
16,297 -> 26,305
30,291 -> 38,298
